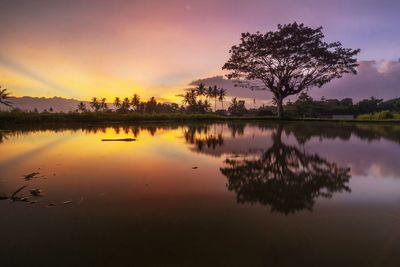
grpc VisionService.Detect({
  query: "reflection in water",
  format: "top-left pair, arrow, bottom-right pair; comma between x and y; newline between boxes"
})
220,125 -> 351,214
2,122 -> 400,214
0,130 -> 9,143
183,125 -> 224,151
227,122 -> 245,138
1,122 -> 400,265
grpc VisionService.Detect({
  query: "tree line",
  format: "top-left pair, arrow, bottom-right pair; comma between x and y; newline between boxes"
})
284,92 -> 400,118
78,95 -> 181,114
75,84 -> 227,114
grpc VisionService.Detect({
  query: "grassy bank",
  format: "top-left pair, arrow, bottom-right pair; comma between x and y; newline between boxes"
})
357,110 -> 400,120
1,111 -> 400,125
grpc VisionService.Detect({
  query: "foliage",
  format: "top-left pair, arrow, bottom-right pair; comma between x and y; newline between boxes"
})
0,86 -> 13,107
228,98 -> 247,116
179,84 -> 211,113
77,102 -> 87,112
285,92 -> 355,117
284,93 -> 400,118
223,22 -> 360,117
355,97 -> 383,114
0,110 -> 225,124
357,111 -> 400,120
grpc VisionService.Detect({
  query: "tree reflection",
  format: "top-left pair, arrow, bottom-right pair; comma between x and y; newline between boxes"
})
0,131 -> 7,143
220,125 -> 351,214
227,123 -> 245,138
183,125 -> 224,151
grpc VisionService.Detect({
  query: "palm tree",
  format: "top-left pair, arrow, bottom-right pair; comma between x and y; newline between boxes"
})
196,83 -> 206,100
131,94 -> 140,111
77,102 -> 87,112
205,86 -> 219,111
203,99 -> 211,111
0,86 -> 12,107
90,97 -> 100,112
100,98 -> 108,111
114,97 -> 121,110
179,89 -> 196,106
218,88 -> 227,110
122,97 -> 130,111
180,91 -> 191,106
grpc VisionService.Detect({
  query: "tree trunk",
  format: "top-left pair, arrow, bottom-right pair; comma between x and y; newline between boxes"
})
276,97 -> 284,118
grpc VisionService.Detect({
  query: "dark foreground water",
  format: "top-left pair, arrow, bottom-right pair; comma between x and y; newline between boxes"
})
1,122 -> 400,266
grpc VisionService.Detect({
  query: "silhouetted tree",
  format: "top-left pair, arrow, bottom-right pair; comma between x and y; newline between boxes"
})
206,86 -> 218,111
228,98 -> 247,116
90,97 -> 101,112
114,97 -> 121,110
121,97 -> 131,113
77,102 -> 87,112
0,86 -> 12,107
100,98 -> 108,111
145,97 -> 157,113
223,22 -> 360,117
179,88 -> 211,113
131,94 -> 140,111
196,83 -> 207,101
355,97 -> 383,114
218,88 -> 227,110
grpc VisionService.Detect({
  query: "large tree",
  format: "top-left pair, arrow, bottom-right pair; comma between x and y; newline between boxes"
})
222,22 -> 360,117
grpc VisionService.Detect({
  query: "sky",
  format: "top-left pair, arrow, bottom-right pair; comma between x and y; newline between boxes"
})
0,0 -> 399,103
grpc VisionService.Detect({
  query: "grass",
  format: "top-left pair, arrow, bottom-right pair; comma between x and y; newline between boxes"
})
357,110 -> 400,120
1,110 -> 400,125
0,111 -> 225,124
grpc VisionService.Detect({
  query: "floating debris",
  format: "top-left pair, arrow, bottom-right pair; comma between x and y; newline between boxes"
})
23,172 -> 40,181
30,201 -> 39,204
62,201 -> 72,205
11,185 -> 28,199
101,138 -> 136,142
48,203 -> 56,206
29,189 -> 43,197
0,185 -> 29,202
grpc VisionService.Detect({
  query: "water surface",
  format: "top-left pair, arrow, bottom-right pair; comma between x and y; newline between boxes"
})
1,122 -> 400,266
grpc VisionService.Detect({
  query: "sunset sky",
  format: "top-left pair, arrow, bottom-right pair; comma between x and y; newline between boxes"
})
1,0 -> 399,103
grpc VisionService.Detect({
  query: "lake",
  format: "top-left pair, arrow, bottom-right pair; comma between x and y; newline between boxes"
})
1,122 -> 400,266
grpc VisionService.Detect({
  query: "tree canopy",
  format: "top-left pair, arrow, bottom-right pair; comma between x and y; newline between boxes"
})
223,22 -> 360,117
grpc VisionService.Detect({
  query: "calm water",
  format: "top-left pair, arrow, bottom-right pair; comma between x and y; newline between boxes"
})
1,122 -> 400,266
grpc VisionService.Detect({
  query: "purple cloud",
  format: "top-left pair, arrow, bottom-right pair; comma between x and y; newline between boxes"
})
191,60 -> 400,105
315,60 -> 400,101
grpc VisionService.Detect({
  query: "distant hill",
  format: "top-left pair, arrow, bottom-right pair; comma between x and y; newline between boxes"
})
0,96 -> 87,112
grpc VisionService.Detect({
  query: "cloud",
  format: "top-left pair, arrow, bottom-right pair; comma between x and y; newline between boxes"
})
314,60 -> 400,101
190,60 -> 400,104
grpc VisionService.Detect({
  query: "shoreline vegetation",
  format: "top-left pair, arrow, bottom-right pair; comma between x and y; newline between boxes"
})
1,110 -> 400,126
